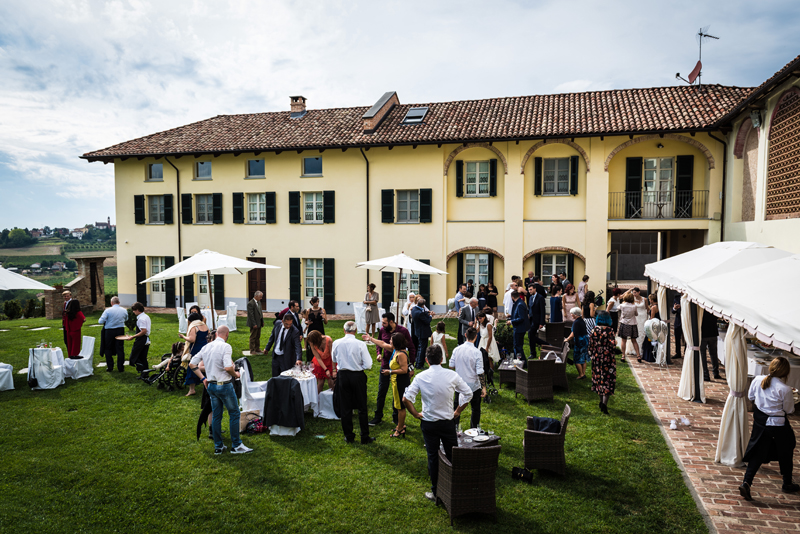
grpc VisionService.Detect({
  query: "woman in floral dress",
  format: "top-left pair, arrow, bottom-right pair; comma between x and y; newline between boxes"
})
589,311 -> 617,415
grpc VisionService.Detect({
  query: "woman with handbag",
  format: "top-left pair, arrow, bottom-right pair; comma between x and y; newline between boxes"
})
180,312 -> 209,396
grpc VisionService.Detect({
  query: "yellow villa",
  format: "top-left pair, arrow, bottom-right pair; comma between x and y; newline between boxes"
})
82,55 -> 800,314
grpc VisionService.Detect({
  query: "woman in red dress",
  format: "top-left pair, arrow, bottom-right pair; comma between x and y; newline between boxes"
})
308,330 -> 336,393
65,299 -> 86,358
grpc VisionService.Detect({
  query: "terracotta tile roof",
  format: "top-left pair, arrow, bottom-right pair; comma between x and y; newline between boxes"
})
82,84 -> 753,161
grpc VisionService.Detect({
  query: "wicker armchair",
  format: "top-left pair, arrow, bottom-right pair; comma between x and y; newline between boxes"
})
515,359 -> 555,402
541,342 -> 569,391
545,322 -> 565,347
436,445 -> 502,525
524,404 -> 571,475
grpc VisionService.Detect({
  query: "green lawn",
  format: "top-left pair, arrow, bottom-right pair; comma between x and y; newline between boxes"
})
0,314 -> 706,533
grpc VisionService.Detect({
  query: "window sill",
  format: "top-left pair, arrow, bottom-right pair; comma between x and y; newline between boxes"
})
246,222 -> 267,225
300,174 -> 324,178
193,222 -> 214,225
302,221 -> 324,225
193,178 -> 213,181
395,221 -> 420,225
144,179 -> 164,183
464,194 -> 491,198
147,222 -> 166,225
245,176 -> 266,180
541,193 -> 572,197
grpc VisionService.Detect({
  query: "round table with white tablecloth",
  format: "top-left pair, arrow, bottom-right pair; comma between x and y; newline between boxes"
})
279,370 -> 319,414
27,347 -> 66,390
746,348 -> 800,390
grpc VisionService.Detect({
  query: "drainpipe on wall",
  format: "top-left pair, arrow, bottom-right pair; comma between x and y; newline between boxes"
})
707,133 -> 728,242
165,156 -> 182,307
360,148 -> 370,285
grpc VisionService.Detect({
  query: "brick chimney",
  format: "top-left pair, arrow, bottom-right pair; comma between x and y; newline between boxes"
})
290,96 -> 307,119
362,91 -> 399,134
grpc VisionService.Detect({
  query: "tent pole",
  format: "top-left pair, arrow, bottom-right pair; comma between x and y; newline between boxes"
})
208,269 -> 216,329
397,268 -> 403,314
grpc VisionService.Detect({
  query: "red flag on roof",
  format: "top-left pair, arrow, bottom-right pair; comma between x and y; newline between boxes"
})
688,61 -> 702,84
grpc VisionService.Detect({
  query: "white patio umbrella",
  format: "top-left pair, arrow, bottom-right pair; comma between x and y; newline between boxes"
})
141,249 -> 279,328
0,266 -> 54,291
356,253 -> 447,306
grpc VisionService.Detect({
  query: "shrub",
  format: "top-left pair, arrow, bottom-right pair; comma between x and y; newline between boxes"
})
24,299 -> 36,319
125,309 -> 137,332
105,294 -> 111,307
3,300 -> 22,320
493,321 -> 515,353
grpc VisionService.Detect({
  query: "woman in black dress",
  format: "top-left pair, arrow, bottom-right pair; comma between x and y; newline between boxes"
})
485,281 -> 499,316
305,296 -> 327,361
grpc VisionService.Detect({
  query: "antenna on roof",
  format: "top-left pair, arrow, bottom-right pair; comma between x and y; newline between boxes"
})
675,26 -> 719,88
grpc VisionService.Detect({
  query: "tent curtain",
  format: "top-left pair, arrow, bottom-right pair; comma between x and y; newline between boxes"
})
715,324 -> 751,466
656,285 -> 668,366
677,294 -> 705,402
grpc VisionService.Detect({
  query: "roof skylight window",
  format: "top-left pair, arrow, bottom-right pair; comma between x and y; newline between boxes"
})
403,107 -> 428,124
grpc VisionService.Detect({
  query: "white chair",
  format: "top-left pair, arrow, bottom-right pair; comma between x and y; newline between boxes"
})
239,359 -> 268,393
0,363 -> 13,391
177,307 -> 188,334
28,348 -> 65,390
239,370 -> 266,417
390,302 -> 398,318
185,301 -> 199,313
63,336 -> 95,379
226,303 -> 238,331
314,389 -> 339,419
353,304 -> 366,333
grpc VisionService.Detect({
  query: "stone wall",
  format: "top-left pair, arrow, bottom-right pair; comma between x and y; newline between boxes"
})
43,256 -> 108,319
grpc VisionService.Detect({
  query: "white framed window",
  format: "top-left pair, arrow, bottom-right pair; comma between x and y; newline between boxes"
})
643,157 -> 673,203
147,163 -> 163,181
195,194 -> 213,223
248,193 -> 266,224
398,271 -> 419,300
195,161 -> 212,180
303,192 -> 323,223
148,196 -> 164,224
465,161 -> 490,197
302,157 -> 323,176
541,254 -> 567,284
247,159 -> 265,178
543,158 -> 570,195
304,259 -> 324,298
397,190 -> 419,223
150,256 -> 165,294
198,274 -> 215,308
465,253 -> 489,286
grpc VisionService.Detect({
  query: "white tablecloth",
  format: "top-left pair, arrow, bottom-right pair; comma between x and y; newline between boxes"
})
28,347 -> 66,390
314,389 -> 339,419
200,309 -> 219,327
747,350 -> 800,390
278,371 -> 319,414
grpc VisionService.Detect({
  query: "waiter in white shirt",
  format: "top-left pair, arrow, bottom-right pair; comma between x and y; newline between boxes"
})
189,326 -> 253,455
448,327 -> 486,429
129,302 -> 151,375
404,344 -> 473,503
332,321 -> 374,444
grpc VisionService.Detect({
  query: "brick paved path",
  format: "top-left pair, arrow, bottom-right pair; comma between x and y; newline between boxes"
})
628,357 -> 800,533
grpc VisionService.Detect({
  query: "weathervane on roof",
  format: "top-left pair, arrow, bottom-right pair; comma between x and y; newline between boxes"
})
676,26 -> 720,89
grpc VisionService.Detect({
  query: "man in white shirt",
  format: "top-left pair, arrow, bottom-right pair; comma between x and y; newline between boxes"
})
448,327 -> 486,429
503,282 -> 517,317
265,314 -> 302,377
332,321 -> 374,444
404,344 -> 473,503
189,326 -> 253,455
129,302 -> 151,375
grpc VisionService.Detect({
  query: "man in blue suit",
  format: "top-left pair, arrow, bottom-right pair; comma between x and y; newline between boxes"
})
411,298 -> 434,369
508,291 -> 529,359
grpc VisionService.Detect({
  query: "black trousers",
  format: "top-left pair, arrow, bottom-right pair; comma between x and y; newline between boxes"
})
374,370 -> 398,424
104,327 -> 125,371
129,338 -> 150,374
454,389 -> 482,429
528,321 -> 544,356
414,335 -> 429,369
674,324 -> 684,358
700,336 -> 720,378
338,370 -> 370,442
420,419 -> 458,495
744,425 -> 795,485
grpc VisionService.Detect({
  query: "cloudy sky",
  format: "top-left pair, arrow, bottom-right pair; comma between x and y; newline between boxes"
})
0,0 -> 798,230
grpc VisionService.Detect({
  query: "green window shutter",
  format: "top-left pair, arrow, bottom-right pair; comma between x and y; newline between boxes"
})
232,193 -> 244,224
213,275 -> 225,311
457,253 -> 464,288
381,189 -> 394,223
212,193 -> 223,224
419,188 -> 432,223
534,157 -> 543,196
134,195 -> 145,224
163,194 -> 173,224
456,160 -> 464,198
381,271 -> 394,309
289,192 -> 301,224
289,258 -> 301,303
323,258 -> 335,314
419,259 -> 431,305
675,155 -> 694,219
183,256 -> 194,302
265,192 -> 276,223
164,256 -> 175,307
181,194 -> 193,224
135,256 -> 147,304
569,155 -> 579,196
534,253 -> 542,280
489,159 -> 498,197
487,253 -> 494,284
567,254 -> 575,285
323,190 -> 335,223
625,157 -> 643,219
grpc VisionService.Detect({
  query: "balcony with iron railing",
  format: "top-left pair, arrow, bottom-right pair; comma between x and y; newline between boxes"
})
608,190 -> 709,220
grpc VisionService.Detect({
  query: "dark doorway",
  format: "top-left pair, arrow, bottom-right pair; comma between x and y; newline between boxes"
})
90,262 -> 98,305
247,257 -> 267,309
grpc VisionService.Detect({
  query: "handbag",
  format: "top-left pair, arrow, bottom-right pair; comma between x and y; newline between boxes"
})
27,356 -> 38,389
